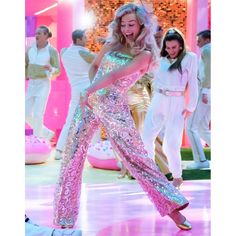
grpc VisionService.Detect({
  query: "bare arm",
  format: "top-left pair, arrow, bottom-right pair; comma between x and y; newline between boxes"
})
79,50 -> 96,64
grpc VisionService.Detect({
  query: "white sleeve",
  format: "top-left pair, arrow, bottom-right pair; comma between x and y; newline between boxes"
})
185,53 -> 199,112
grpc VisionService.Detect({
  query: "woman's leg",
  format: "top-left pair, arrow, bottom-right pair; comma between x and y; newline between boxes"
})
162,96 -> 185,187
31,79 -> 52,139
129,88 -> 171,177
154,137 -> 171,176
94,93 -> 189,217
116,83 -> 150,178
142,93 -> 167,161
53,103 -> 100,228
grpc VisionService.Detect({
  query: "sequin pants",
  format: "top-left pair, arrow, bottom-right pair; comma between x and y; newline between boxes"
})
53,89 -> 189,227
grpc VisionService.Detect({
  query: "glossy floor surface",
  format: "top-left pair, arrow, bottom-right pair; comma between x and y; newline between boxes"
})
26,150 -> 211,236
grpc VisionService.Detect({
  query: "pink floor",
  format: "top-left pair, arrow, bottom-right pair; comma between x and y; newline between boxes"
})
26,180 -> 210,236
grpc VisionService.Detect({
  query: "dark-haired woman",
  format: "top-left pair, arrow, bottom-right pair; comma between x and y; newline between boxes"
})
142,28 -> 198,189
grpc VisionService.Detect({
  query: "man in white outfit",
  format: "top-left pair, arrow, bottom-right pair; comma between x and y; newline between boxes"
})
186,30 -> 211,169
25,25 -> 60,141
55,29 -> 95,160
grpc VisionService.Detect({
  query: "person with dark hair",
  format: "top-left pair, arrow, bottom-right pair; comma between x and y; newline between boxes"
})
53,5 -> 192,231
54,29 -> 95,160
186,29 -> 211,169
142,28 -> 198,189
25,25 -> 60,141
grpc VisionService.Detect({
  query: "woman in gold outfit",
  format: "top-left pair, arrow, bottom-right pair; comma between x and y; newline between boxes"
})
118,72 -> 172,180
117,25 -> 172,179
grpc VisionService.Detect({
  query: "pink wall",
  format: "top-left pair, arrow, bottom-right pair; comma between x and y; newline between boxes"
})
36,16 -> 53,28
57,1 -> 73,81
186,0 -> 211,54
186,0 -> 198,53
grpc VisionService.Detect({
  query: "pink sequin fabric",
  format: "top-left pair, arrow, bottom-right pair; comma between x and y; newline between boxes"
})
53,51 -> 189,227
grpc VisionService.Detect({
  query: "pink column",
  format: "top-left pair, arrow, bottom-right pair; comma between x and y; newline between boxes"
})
183,0 -> 198,147
57,1 -> 73,80
56,0 -> 85,79
73,0 -> 85,29
197,0 -> 210,33
208,0 -> 211,29
186,0 -> 198,53
186,0 -> 210,54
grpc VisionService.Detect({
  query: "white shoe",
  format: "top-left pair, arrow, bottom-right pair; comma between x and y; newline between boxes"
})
45,130 -> 55,142
53,228 -> 82,236
186,160 -> 210,170
55,149 -> 63,160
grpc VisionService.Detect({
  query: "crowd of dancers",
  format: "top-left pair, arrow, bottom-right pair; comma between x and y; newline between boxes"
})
25,2 -> 211,235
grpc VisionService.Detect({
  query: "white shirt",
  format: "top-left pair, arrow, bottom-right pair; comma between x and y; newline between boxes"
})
153,52 -> 198,112
28,42 -> 51,79
61,45 -> 92,87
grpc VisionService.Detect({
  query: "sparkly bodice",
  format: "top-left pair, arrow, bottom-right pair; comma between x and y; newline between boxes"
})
92,51 -> 142,94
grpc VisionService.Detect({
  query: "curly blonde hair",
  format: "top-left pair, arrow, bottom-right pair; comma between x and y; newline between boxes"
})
107,3 -> 159,68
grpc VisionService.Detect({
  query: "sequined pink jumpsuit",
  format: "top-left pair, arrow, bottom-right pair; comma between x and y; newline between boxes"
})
53,51 -> 189,227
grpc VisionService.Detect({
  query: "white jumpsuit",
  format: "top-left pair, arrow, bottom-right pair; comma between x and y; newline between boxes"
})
142,52 -> 198,178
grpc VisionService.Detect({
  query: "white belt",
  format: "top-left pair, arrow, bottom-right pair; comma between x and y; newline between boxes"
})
157,88 -> 184,96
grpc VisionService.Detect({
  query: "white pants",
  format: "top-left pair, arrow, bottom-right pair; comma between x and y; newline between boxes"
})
25,79 -> 53,138
186,89 -> 211,162
56,81 -> 90,151
142,93 -> 185,178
